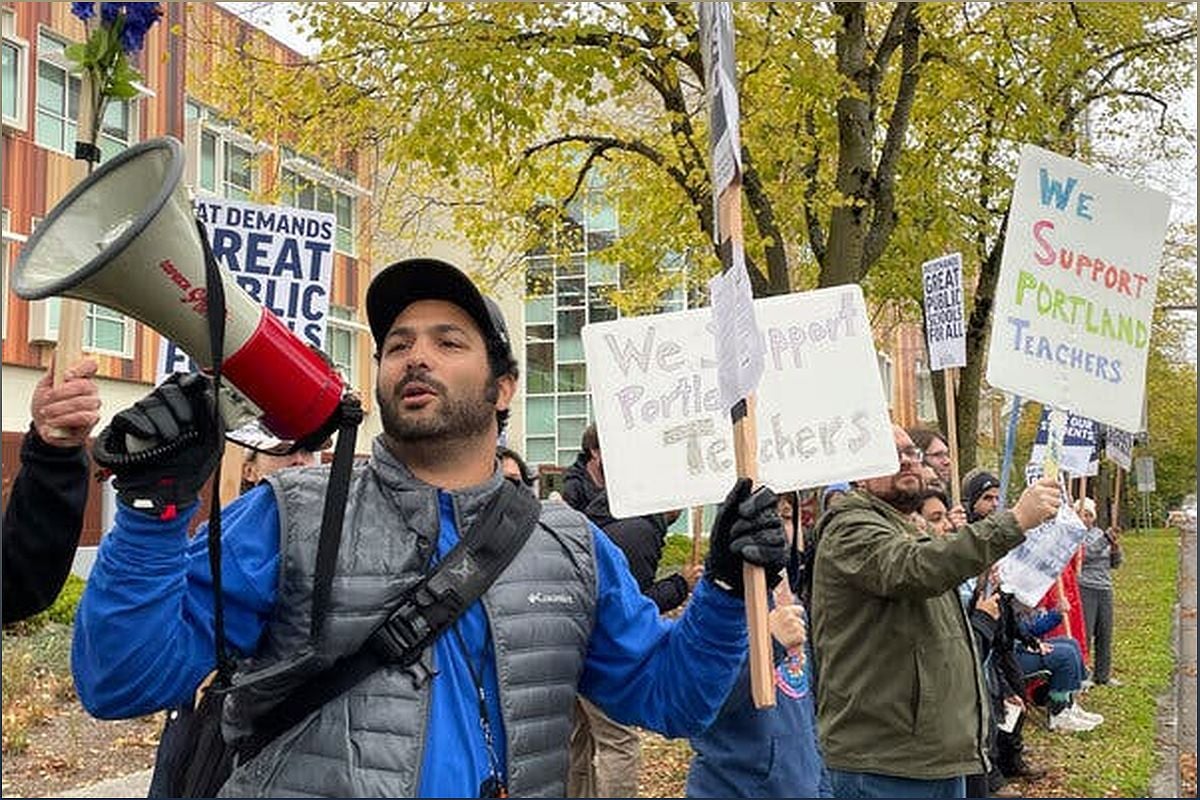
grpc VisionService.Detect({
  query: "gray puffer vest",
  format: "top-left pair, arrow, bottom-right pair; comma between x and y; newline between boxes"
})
218,439 -> 597,797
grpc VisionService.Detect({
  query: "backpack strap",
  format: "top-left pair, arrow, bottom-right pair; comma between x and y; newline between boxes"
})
235,479 -> 541,763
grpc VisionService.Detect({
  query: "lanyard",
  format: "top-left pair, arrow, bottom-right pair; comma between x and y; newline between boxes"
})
450,624 -> 507,798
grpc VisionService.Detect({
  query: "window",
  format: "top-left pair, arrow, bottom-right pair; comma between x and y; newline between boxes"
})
526,341 -> 554,394
199,129 -> 217,192
915,357 -> 936,422
526,396 -> 555,436
877,352 -> 894,410
2,10 -> 28,130
83,303 -> 131,356
335,193 -> 354,254
1,208 -> 17,339
187,101 -> 262,199
282,165 -> 357,255
326,306 -> 357,380
223,142 -> 254,199
35,33 -> 132,158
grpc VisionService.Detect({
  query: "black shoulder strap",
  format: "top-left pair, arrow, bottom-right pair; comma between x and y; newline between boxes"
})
236,479 -> 541,762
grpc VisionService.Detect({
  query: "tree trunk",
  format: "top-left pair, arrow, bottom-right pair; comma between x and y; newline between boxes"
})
822,4 -> 872,288
954,215 -> 1008,477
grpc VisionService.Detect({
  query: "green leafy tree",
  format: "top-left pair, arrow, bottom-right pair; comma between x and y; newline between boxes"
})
196,3 -> 1194,470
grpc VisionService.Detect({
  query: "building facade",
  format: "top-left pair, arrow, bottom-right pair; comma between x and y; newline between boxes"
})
1,3 -> 376,562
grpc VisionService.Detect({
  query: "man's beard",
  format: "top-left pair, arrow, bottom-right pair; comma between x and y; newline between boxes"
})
377,370 -> 498,444
881,474 -> 923,514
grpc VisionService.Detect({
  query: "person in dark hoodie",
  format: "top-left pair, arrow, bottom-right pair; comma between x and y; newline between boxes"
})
943,476 -> 1043,796
686,490 -> 832,798
584,490 -> 702,612
568,490 -> 703,796
562,423 -> 604,512
2,358 -> 101,624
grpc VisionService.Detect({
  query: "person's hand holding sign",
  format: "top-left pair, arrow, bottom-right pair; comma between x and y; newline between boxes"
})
705,478 -> 788,595
769,581 -> 806,652
1010,476 -> 1062,531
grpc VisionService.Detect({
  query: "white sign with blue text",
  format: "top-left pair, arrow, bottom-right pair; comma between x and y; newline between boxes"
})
986,145 -> 1171,431
156,198 -> 335,381
582,286 -> 897,518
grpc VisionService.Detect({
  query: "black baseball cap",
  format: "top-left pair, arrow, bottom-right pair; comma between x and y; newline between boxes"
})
366,258 -> 515,372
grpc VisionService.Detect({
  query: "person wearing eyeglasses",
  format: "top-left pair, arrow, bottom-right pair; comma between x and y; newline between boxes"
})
809,424 -> 1062,799
908,427 -> 953,490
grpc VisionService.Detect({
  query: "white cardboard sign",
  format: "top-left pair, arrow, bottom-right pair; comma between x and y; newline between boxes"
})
922,252 -> 966,370
157,197 -> 336,381
582,286 -> 897,518
986,145 -> 1171,432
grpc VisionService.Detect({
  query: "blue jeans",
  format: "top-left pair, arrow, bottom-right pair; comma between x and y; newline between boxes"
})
828,769 -> 966,798
1014,635 -> 1084,694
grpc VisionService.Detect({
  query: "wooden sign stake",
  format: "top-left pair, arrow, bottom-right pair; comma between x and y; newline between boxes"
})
944,367 -> 962,505
715,184 -> 774,709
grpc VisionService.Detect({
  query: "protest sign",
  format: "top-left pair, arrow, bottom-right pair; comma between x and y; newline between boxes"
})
922,252 -> 966,371
1105,425 -> 1135,471
698,2 -> 741,198
157,197 -> 335,380
1135,456 -> 1156,493
986,145 -> 1171,432
1029,408 -> 1099,475
997,500 -> 1089,606
582,285 -> 896,518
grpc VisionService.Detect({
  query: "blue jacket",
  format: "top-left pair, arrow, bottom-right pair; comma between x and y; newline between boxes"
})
73,485 -> 749,798
686,616 -> 832,798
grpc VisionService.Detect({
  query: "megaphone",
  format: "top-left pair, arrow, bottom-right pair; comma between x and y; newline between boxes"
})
11,136 -> 344,445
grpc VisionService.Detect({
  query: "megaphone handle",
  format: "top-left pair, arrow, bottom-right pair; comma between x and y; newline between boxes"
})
47,299 -> 88,439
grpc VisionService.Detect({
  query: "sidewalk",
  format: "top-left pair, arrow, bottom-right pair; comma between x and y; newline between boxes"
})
57,769 -> 151,799
1151,519 -> 1196,798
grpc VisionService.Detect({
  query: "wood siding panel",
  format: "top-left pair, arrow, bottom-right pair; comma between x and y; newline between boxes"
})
6,2 -> 375,425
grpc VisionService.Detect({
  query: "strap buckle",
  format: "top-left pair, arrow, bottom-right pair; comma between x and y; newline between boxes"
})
370,584 -> 442,666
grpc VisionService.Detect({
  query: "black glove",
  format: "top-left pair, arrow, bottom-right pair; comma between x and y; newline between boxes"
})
93,372 -> 221,519
704,478 -> 788,596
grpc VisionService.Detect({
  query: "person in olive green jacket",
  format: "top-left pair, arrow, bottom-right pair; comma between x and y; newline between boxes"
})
810,425 -> 1062,799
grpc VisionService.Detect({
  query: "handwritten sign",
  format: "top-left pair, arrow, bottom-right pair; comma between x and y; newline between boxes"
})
986,145 -> 1171,431
157,197 -> 335,380
922,252 -> 966,370
997,499 -> 1089,606
582,286 -> 896,517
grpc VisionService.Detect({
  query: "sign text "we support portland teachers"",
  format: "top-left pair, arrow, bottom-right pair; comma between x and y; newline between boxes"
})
582,287 -> 896,518
987,145 -> 1170,431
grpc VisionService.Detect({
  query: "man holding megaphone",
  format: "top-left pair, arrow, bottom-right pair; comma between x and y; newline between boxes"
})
71,257 -> 790,798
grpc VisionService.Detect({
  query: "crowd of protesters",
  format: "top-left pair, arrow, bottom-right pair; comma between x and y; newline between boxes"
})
2,261 -> 1125,800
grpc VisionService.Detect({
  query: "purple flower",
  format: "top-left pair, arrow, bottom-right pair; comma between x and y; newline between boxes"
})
100,2 -> 122,24
118,3 -> 161,53
70,2 -> 96,21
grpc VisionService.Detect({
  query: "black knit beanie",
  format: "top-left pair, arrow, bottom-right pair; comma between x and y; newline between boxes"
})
964,471 -> 1000,522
